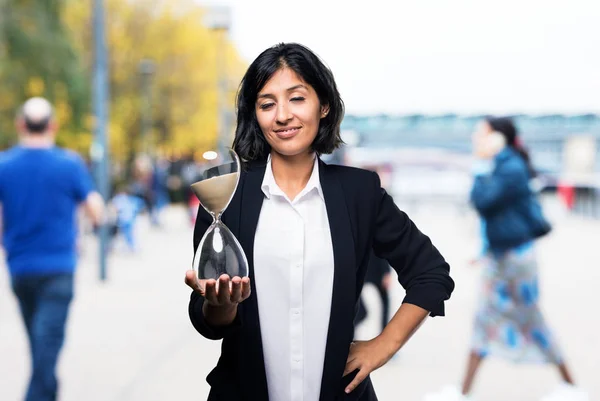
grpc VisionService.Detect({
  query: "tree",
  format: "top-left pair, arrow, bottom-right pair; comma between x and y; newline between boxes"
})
0,0 -> 89,150
62,0 -> 247,163
0,0 -> 247,163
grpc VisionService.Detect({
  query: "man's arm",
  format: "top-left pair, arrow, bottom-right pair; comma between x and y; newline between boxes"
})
83,191 -> 105,227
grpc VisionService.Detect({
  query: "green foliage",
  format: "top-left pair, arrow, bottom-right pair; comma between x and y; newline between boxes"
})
0,0 -> 89,150
0,0 -> 247,161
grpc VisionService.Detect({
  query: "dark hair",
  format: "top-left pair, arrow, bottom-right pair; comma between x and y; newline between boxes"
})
232,43 -> 345,162
17,106 -> 53,134
25,117 -> 51,133
486,116 -> 536,177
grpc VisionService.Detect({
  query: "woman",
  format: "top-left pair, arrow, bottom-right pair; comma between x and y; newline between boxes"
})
424,117 -> 587,401
185,43 -> 455,401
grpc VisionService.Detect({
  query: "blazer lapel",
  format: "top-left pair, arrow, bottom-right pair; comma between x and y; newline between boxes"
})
237,160 -> 269,399
318,160 -> 357,401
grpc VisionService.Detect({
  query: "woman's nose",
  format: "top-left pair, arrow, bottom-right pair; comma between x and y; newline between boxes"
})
276,103 -> 292,123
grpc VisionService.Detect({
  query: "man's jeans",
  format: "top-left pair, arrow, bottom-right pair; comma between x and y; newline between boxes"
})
11,273 -> 74,401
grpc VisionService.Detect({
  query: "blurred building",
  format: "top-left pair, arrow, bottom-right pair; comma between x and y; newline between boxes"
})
340,114 -> 600,218
341,114 -> 600,173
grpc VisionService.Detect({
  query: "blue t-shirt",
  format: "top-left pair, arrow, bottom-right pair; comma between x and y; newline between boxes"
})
0,146 -> 94,277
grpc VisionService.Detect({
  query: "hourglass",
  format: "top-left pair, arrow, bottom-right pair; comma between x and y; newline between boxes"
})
191,148 -> 249,280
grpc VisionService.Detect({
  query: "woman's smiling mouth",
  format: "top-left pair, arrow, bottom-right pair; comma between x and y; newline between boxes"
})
274,127 -> 301,139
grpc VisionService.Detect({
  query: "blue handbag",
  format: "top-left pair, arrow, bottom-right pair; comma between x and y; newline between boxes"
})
525,194 -> 552,239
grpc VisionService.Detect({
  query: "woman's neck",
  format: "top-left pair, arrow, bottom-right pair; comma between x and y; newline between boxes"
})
270,151 -> 316,201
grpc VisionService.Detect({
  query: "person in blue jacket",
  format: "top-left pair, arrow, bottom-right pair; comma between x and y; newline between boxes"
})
424,117 -> 587,401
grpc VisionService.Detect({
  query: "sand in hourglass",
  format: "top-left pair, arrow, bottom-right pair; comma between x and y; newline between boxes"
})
191,173 -> 238,214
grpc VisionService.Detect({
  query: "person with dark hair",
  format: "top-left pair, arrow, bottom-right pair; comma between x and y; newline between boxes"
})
184,43 -> 455,401
231,43 -> 345,161
424,117 -> 587,401
0,97 -> 104,401
355,252 -> 392,333
107,182 -> 144,252
355,165 -> 394,334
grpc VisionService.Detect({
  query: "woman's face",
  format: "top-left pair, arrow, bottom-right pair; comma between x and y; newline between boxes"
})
472,120 -> 506,158
472,120 -> 493,141
255,67 -> 328,158
471,120 -> 493,148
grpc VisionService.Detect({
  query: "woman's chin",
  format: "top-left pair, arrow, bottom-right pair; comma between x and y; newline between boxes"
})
271,146 -> 314,159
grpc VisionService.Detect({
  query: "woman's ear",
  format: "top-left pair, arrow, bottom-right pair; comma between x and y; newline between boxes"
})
320,104 -> 330,119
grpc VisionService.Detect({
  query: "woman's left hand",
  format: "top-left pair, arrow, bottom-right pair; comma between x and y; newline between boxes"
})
343,337 -> 398,394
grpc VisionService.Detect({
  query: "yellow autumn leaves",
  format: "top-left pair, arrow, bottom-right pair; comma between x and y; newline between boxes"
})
2,0 -> 247,161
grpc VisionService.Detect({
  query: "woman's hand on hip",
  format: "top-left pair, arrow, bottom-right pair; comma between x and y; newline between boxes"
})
185,270 -> 251,307
343,337 -> 398,394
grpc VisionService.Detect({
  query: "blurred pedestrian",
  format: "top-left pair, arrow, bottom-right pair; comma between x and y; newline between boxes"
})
108,183 -> 144,252
182,155 -> 201,225
150,156 -> 170,226
355,165 -> 394,334
130,153 -> 154,222
0,97 -> 104,401
355,252 -> 392,333
424,117 -> 587,401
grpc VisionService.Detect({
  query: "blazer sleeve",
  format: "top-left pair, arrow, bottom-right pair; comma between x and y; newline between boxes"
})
188,205 -> 242,340
470,158 -> 530,217
370,173 -> 454,317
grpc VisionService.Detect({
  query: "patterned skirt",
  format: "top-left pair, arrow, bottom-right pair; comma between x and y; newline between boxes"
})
471,245 -> 563,364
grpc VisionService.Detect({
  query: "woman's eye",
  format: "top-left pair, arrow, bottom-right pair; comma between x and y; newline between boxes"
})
291,97 -> 305,102
259,103 -> 274,110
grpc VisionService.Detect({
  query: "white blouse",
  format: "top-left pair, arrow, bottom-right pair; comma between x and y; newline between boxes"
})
253,155 -> 335,401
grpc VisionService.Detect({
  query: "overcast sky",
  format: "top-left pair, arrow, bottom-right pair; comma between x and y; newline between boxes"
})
200,0 -> 600,115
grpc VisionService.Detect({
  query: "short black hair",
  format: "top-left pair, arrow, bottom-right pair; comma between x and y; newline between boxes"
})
24,116 -> 51,133
486,116 -> 517,146
232,43 -> 345,162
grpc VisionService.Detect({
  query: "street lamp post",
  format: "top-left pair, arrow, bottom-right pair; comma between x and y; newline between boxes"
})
92,0 -> 110,281
204,6 -> 232,151
139,59 -> 155,157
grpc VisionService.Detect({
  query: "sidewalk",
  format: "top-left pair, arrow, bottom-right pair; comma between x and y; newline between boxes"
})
0,205 -> 598,401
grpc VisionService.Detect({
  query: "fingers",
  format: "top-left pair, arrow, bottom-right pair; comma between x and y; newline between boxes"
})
216,274 -> 231,304
343,358 -> 360,377
227,276 -> 251,303
230,276 -> 242,303
345,368 -> 368,394
184,270 -> 202,292
241,276 -> 251,300
204,279 -> 218,304
186,271 -> 251,306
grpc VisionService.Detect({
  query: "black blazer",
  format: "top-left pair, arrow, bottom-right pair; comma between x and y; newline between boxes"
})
189,159 -> 454,401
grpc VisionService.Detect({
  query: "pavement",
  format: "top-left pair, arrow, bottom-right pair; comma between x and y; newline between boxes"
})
0,202 -> 598,401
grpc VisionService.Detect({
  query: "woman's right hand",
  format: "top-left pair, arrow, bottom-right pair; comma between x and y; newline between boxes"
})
185,270 -> 251,307
185,271 -> 251,326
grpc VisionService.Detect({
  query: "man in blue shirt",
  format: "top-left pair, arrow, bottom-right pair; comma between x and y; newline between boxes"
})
0,97 -> 104,401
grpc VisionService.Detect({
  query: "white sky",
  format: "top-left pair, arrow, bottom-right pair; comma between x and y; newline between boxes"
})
199,0 -> 600,115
